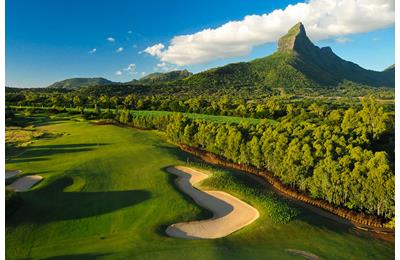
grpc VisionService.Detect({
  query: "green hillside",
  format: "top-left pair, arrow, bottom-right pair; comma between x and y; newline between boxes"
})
134,69 -> 193,84
47,77 -> 115,89
182,23 -> 394,89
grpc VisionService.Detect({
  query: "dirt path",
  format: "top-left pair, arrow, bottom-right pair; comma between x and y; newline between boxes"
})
8,175 -> 43,191
5,170 -> 21,179
166,166 -> 259,239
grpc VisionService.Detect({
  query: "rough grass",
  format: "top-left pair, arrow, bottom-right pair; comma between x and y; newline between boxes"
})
5,126 -> 46,147
5,115 -> 394,259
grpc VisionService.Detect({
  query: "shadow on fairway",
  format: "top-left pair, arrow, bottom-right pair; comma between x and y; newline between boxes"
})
154,166 -> 213,237
7,176 -> 151,225
6,143 -> 110,164
153,144 -> 200,163
34,253 -> 112,260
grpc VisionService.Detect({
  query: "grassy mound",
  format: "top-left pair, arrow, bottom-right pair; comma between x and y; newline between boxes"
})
195,164 -> 300,224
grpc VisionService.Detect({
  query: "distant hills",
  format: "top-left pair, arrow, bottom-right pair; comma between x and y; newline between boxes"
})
47,70 -> 193,89
45,23 -> 394,91
47,77 -> 115,89
130,70 -> 193,85
181,23 -> 394,88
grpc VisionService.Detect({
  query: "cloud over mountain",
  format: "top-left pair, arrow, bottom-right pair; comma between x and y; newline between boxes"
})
144,0 -> 394,66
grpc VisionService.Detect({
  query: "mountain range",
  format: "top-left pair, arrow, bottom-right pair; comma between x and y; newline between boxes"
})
47,70 -> 193,90
46,22 -> 394,90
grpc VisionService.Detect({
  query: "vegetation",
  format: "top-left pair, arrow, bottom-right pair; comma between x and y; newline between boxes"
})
132,69 -> 192,84
47,77 -> 114,89
138,101 -> 391,219
6,93 -> 395,222
5,126 -> 47,147
5,115 -> 394,259
107,97 -> 394,221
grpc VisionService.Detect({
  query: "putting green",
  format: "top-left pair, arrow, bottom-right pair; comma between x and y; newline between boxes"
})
5,118 -> 394,259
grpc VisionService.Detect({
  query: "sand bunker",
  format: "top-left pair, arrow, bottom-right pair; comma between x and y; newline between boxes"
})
5,170 -> 22,179
8,175 -> 43,192
166,166 -> 259,239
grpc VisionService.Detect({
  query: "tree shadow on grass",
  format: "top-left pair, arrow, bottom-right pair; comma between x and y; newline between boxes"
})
6,176 -> 151,226
6,143 -> 110,164
152,144 -> 201,163
32,252 -> 112,260
154,166 -> 213,237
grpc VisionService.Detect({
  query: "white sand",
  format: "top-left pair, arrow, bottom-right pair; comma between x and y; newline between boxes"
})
8,175 -> 43,192
5,170 -> 21,179
166,166 -> 259,239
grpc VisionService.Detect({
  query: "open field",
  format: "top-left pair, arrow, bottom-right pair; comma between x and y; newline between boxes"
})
5,116 -> 394,259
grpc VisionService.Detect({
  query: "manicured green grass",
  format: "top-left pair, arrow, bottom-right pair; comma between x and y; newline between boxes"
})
11,106 -> 272,125
5,116 -> 394,259
196,164 -> 300,224
130,110 -> 269,125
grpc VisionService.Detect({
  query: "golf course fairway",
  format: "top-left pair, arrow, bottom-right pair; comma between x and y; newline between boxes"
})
5,117 -> 394,259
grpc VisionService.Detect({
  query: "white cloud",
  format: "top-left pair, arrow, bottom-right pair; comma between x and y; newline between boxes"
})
88,48 -> 97,54
141,72 -> 147,76
144,0 -> 394,66
156,62 -> 177,72
116,47 -> 124,53
115,64 -> 136,76
144,43 -> 165,56
128,30 -> 133,34
107,37 -> 115,43
335,37 -> 352,43
123,63 -> 137,75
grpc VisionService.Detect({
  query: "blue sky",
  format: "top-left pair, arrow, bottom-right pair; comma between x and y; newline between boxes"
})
6,0 -> 394,88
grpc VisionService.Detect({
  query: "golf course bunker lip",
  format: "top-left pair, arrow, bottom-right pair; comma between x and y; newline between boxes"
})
8,175 -> 43,192
5,170 -> 22,179
165,166 -> 259,239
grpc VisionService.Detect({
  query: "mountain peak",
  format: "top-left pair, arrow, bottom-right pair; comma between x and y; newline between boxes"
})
277,22 -> 315,53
